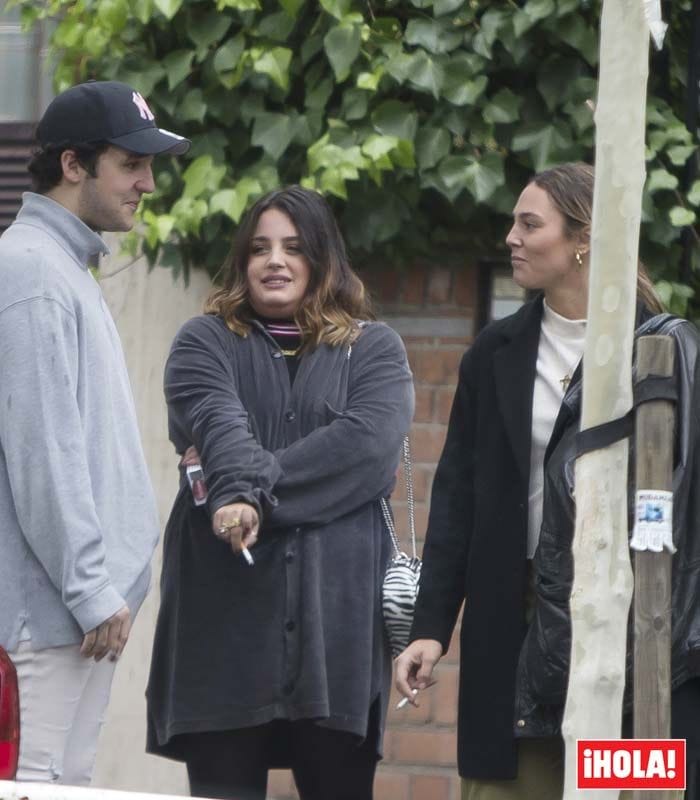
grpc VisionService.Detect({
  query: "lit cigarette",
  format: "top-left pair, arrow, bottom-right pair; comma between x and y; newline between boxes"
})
396,689 -> 418,710
241,546 -> 255,566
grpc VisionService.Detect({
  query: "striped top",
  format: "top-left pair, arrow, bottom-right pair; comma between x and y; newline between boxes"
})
259,317 -> 302,382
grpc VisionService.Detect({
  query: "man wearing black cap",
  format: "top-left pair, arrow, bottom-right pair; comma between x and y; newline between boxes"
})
31,80 -> 189,231
0,81 -> 190,785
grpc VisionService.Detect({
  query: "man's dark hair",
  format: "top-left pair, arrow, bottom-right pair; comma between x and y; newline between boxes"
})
27,141 -> 110,193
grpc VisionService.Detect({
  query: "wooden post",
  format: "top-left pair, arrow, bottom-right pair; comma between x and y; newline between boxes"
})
632,335 -> 678,800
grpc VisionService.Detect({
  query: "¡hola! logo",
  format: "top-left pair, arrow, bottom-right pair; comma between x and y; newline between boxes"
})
577,740 -> 686,790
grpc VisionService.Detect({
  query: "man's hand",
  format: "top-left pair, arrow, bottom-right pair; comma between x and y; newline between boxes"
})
80,605 -> 131,662
212,502 -> 259,555
395,638 -> 443,706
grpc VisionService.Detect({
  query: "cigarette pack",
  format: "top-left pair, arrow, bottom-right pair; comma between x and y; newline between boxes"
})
186,464 -> 208,506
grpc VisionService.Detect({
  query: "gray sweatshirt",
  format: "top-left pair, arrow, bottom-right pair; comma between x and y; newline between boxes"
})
0,192 -> 160,650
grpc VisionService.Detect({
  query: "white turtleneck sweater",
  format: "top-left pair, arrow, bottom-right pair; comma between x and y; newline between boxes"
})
527,301 -> 586,558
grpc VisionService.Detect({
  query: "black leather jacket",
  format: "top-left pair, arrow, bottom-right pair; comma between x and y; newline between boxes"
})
514,314 -> 700,737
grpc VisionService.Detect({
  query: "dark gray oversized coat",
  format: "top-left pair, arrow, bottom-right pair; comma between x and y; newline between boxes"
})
146,315 -> 414,761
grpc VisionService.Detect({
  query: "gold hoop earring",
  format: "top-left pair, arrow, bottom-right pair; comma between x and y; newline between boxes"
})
575,250 -> 584,269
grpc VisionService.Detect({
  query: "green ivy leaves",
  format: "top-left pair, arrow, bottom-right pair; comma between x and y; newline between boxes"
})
437,152 -> 504,203
210,178 -> 262,223
153,0 -> 183,20
404,18 -> 462,54
253,46 -> 293,89
252,111 -> 301,159
20,0 -> 697,306
324,21 -> 362,81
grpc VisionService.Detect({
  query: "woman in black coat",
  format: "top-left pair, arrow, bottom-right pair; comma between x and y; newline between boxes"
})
395,163 -> 663,799
146,186 -> 414,800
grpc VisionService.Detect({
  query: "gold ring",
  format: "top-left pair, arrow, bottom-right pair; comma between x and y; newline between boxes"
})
225,518 -> 241,529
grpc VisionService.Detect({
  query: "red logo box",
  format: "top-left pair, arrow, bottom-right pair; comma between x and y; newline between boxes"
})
577,740 -> 685,790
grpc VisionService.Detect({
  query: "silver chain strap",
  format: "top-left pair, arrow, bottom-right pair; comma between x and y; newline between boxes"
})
380,436 -> 417,559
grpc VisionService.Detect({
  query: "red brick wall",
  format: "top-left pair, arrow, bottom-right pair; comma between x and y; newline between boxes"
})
269,264 -> 477,800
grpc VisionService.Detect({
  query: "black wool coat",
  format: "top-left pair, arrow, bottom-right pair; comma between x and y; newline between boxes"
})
411,296 -> 548,779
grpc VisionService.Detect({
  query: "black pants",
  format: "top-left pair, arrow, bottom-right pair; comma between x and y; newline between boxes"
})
183,718 -> 379,800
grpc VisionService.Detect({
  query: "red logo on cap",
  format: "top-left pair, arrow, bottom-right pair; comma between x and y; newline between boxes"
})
132,91 -> 155,121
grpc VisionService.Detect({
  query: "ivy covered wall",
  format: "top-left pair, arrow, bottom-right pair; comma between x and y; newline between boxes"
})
14,0 -> 700,315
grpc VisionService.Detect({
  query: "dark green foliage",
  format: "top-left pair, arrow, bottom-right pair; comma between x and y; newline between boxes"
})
15,0 -> 699,314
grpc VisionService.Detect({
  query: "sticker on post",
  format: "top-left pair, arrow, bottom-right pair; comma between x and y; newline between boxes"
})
630,490 -> 675,553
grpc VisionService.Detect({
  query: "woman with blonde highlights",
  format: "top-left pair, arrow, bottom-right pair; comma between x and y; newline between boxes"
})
146,186 -> 414,800
394,163 -> 695,800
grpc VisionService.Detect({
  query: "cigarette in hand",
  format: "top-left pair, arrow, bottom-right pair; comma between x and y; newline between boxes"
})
396,688 -> 418,709
241,546 -> 254,566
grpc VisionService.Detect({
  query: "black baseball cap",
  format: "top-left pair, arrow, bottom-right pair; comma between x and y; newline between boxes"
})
36,80 -> 190,156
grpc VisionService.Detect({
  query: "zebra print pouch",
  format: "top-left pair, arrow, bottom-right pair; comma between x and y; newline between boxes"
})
381,438 -> 422,659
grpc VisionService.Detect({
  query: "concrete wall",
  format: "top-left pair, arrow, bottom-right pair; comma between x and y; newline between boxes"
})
93,242 -> 211,795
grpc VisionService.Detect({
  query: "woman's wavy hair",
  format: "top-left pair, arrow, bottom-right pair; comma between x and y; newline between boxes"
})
205,186 -> 374,347
531,162 -> 664,314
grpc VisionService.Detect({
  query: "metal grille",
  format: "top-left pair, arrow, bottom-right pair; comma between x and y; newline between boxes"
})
0,122 -> 33,234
